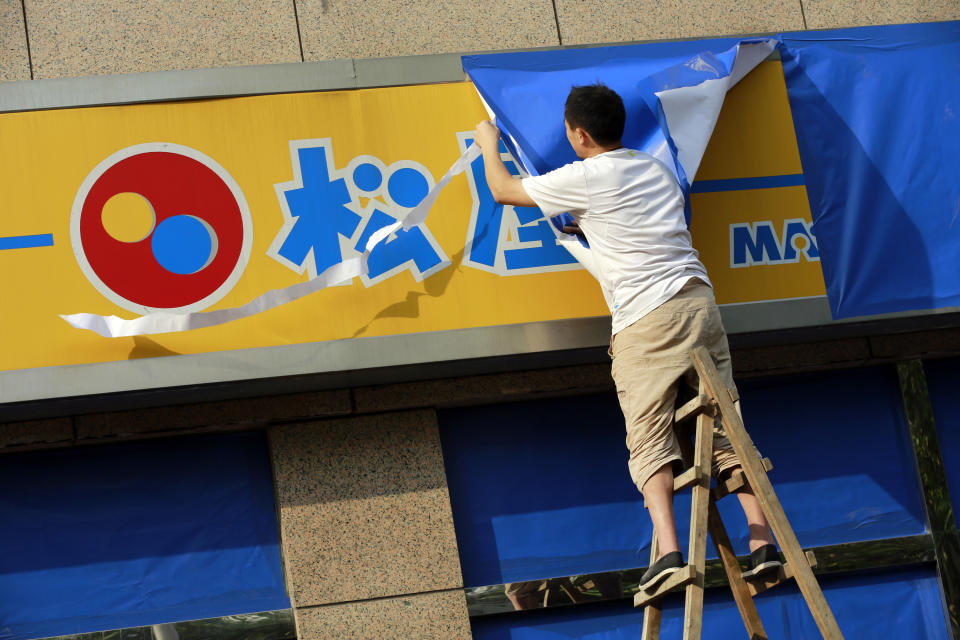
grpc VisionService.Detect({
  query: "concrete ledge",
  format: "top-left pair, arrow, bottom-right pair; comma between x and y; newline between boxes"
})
74,389 -> 351,442
0,417 -> 73,452
354,362 -> 613,414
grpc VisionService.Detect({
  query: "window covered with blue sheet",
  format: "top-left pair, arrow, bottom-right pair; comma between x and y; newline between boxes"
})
0,432 -> 289,640
439,365 -> 924,588
923,358 -> 960,518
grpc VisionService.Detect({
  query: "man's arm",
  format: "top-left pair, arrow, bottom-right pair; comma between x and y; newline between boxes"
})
474,121 -> 537,207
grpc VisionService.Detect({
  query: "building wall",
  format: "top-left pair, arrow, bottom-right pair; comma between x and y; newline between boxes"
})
1,0 -> 959,81
2,1 -> 960,638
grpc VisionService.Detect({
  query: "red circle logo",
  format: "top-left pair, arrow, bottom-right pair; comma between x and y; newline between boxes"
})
71,144 -> 252,314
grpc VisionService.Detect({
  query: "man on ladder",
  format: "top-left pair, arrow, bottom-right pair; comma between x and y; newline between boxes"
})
475,84 -> 843,639
475,82 -> 780,586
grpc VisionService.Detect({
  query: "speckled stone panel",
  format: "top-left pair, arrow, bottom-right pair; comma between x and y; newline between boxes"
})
354,363 -> 614,414
76,390 -> 351,441
296,0 -> 558,61
270,410 -> 462,607
294,589 -> 471,640
802,0 -> 960,29
0,0 -> 30,81
0,417 -> 72,451
24,0 -> 301,79
555,0 -> 804,45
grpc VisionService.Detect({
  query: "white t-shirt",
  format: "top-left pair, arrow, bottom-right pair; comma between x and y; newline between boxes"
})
522,148 -> 710,335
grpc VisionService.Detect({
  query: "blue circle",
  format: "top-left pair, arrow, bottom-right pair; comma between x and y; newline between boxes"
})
353,163 -> 383,192
387,168 -> 430,208
151,215 -> 215,275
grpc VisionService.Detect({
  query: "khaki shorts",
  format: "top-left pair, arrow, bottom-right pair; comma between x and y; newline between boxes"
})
609,279 -> 745,493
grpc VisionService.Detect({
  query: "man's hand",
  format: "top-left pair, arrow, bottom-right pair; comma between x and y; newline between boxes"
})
562,221 -> 585,237
473,120 -> 537,208
474,120 -> 501,154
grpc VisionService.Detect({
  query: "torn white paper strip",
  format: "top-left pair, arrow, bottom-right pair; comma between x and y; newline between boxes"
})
61,143 -> 481,338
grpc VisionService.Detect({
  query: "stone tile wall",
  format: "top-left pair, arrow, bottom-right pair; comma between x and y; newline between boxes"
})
0,0 -> 29,81
296,0 -> 559,61
21,0 -> 302,79
269,410 -> 466,635
553,0 -> 805,45
802,0 -> 960,29
1,0 -> 958,81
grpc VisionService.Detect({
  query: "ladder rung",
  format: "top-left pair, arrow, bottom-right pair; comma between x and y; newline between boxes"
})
674,394 -> 713,423
634,564 -> 698,608
673,467 -> 704,493
712,458 -> 774,501
745,550 -> 818,597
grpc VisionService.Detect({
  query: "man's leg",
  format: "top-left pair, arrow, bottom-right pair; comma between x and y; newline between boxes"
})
725,467 -> 776,551
691,283 -> 779,556
641,462 -> 681,558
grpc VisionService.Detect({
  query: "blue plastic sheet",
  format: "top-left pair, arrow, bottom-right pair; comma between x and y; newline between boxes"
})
439,366 -> 924,587
0,432 -> 289,640
463,37 -> 776,235
779,22 -> 960,318
471,566 -> 949,639
922,358 -> 960,519
466,38 -> 728,178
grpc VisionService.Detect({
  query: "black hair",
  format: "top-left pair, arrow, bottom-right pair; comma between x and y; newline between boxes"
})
564,83 -> 625,146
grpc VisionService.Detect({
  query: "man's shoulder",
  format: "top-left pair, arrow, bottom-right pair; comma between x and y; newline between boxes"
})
591,149 -> 680,186
526,159 -> 586,184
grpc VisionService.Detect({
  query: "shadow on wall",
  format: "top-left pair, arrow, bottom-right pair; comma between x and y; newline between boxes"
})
351,248 -> 464,338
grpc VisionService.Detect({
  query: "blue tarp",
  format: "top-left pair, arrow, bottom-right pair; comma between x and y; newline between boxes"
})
463,37 -> 775,233
0,432 -> 289,639
780,22 -> 960,318
464,37 -> 757,182
922,358 -> 960,519
463,21 -> 960,320
439,366 -> 924,587
471,566 -> 949,639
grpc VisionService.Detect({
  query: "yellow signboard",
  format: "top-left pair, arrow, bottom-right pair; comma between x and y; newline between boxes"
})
0,61 -> 824,374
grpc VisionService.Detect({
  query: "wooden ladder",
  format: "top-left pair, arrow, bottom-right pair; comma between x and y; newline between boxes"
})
634,346 -> 844,640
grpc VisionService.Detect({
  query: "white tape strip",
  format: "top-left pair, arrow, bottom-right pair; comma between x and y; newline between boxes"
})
61,143 -> 482,338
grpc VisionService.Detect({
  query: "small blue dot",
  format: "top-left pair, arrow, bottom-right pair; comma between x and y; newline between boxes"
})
387,168 -> 430,208
353,163 -> 383,192
151,215 -> 215,275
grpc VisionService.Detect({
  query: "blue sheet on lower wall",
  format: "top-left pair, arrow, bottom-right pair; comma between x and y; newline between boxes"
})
439,365 -> 924,587
0,432 -> 290,640
471,566 -> 949,639
922,358 -> 960,519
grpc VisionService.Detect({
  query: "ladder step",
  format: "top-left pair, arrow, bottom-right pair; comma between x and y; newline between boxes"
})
673,467 -> 704,493
634,564 -> 698,608
712,458 -> 774,501
674,394 -> 713,424
745,550 -> 818,597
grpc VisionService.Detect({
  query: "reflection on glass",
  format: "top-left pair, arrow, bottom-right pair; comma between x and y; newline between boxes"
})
43,610 -> 296,640
503,574 -> 623,610
466,535 -> 935,617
